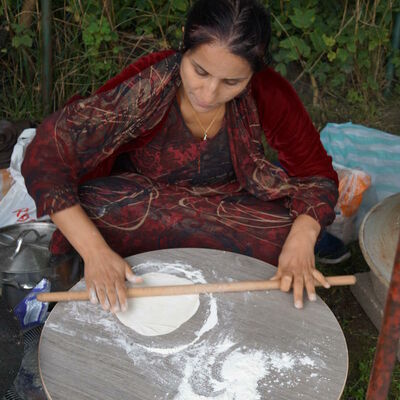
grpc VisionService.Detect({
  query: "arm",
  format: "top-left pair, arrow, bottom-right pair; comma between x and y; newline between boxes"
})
21,53 -> 180,311
51,205 -> 141,312
251,68 -> 338,308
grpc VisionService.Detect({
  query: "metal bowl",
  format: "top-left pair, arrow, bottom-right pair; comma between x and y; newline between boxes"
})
359,193 -> 400,303
0,222 -> 83,308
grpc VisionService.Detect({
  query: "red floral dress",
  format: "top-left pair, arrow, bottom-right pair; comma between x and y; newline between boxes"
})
22,52 -> 338,267
56,98 -> 292,265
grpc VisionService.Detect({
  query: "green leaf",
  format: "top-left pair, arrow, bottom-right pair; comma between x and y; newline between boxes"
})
280,37 -> 311,58
367,76 -> 379,91
112,46 -> 122,54
322,34 -> 335,48
289,8 -> 315,30
358,50 -> 371,69
336,48 -> 349,63
346,89 -> 363,104
310,30 -> 326,52
346,40 -> 356,54
327,50 -> 336,62
330,73 -> 345,89
275,63 -> 287,76
11,35 -> 33,49
171,0 -> 188,12
368,39 -> 380,51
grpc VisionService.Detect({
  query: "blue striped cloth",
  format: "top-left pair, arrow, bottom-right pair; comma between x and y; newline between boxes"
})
320,122 -> 400,228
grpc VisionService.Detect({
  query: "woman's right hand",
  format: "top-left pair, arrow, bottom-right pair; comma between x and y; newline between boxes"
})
51,204 -> 142,313
84,246 -> 142,313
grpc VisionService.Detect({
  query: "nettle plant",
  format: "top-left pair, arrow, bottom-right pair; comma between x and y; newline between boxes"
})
267,0 -> 399,104
60,0 -> 400,105
0,0 -> 398,119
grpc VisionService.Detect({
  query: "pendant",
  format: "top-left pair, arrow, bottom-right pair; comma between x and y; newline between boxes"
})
203,132 -> 207,141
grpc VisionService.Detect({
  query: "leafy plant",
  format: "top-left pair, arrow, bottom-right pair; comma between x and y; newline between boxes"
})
266,0 -> 398,106
0,0 -> 398,122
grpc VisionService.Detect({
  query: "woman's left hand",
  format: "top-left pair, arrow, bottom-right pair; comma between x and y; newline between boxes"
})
271,214 -> 330,309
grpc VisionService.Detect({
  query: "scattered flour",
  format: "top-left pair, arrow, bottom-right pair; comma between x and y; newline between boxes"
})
46,260 -> 329,399
174,338 -> 323,400
175,345 -> 267,400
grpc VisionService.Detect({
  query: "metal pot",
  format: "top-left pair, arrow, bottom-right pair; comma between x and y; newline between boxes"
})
0,222 -> 82,308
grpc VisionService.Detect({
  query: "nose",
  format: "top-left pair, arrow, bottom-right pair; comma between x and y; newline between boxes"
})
201,78 -> 219,104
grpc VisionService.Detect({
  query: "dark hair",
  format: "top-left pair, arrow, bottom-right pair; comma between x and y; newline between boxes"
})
182,0 -> 271,72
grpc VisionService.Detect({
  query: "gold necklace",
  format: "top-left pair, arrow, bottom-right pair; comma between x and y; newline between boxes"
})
190,103 -> 224,141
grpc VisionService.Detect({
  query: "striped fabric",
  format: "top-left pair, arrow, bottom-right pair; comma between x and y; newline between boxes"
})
320,122 -> 400,228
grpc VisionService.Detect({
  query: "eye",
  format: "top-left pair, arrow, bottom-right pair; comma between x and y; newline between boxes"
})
223,79 -> 240,86
194,66 -> 208,77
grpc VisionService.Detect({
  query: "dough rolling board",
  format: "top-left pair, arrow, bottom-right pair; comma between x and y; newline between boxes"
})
39,248 -> 348,400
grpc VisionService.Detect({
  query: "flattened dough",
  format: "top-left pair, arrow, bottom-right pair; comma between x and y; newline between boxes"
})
116,272 -> 200,336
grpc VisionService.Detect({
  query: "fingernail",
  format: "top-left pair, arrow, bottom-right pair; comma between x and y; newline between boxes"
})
127,275 -> 143,283
309,294 -> 317,302
295,301 -> 303,309
325,283 -> 331,289
89,288 -> 98,304
111,306 -> 120,313
103,298 -> 110,311
121,303 -> 127,312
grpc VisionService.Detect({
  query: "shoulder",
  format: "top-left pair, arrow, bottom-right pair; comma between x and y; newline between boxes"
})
96,50 -> 177,95
250,66 -> 306,125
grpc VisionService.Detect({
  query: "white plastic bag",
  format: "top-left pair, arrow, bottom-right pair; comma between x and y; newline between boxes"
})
321,122 -> 400,235
0,128 -> 46,227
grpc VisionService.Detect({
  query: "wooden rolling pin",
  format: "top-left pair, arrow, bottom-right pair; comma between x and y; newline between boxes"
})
36,275 -> 356,302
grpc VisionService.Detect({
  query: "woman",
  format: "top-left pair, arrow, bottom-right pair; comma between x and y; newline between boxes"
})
22,0 -> 338,313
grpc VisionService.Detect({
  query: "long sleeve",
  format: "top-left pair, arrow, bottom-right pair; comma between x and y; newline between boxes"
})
21,53 -> 180,218
250,67 -> 338,228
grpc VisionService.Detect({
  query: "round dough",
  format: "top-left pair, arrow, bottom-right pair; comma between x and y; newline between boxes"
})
116,272 -> 200,336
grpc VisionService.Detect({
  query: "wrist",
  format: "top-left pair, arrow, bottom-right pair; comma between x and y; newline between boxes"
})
288,214 -> 321,242
78,233 -> 110,262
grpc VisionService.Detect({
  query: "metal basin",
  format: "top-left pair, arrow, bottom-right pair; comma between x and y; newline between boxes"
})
359,193 -> 400,304
0,222 -> 82,308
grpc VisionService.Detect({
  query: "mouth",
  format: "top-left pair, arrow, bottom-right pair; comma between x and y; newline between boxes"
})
190,95 -> 216,111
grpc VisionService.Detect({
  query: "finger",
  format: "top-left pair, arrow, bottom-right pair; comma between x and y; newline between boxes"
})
305,275 -> 317,302
106,285 -> 120,313
280,275 -> 292,292
313,269 -> 330,288
293,275 -> 304,309
116,280 -> 128,312
270,272 -> 281,281
89,286 -> 98,304
96,286 -> 109,311
125,264 -> 143,283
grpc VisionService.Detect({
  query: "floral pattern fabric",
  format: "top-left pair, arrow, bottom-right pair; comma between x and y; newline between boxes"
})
21,52 -> 338,264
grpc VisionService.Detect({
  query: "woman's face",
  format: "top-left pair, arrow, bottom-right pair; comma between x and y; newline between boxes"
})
180,42 -> 253,113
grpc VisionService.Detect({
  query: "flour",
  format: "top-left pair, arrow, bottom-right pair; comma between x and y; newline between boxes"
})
48,261 -> 218,358
175,344 -> 267,400
174,337 -> 324,400
45,259 -> 330,399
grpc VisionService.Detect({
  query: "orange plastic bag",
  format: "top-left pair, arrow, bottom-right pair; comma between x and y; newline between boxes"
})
336,164 -> 372,217
327,163 -> 371,244
0,168 -> 12,200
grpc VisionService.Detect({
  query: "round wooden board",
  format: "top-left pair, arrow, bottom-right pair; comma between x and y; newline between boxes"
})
39,248 -> 348,400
